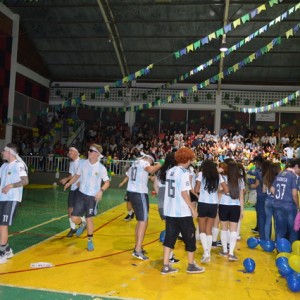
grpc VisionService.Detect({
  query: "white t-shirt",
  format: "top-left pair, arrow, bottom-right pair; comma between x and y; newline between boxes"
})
164,166 -> 192,217
219,175 -> 244,206
0,160 -> 27,202
69,157 -> 81,191
76,159 -> 109,196
127,159 -> 150,194
196,173 -> 224,204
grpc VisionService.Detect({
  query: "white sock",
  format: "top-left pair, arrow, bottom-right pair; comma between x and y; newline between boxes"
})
229,231 -> 238,255
207,235 -> 212,256
81,216 -> 86,223
169,251 -> 174,259
69,218 -> 76,230
227,229 -> 230,241
221,230 -> 228,253
195,226 -> 200,240
128,210 -> 133,216
199,233 -> 208,257
212,227 -> 219,242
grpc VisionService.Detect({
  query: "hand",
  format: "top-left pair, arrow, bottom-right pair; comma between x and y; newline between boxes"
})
118,183 -> 123,188
95,190 -> 103,202
64,183 -> 70,191
191,208 -> 198,218
240,211 -> 244,220
2,184 -> 12,194
60,178 -> 68,185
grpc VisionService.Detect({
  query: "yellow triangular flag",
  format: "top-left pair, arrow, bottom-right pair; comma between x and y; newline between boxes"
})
233,19 -> 241,28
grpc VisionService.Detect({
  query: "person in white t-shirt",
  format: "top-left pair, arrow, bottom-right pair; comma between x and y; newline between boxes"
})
60,146 -> 86,237
0,143 -> 28,264
64,144 -> 110,252
127,152 -> 162,260
161,147 -> 205,275
194,160 -> 228,263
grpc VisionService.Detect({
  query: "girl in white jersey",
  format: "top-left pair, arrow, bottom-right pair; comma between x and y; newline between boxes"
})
195,160 -> 227,263
218,160 -> 244,261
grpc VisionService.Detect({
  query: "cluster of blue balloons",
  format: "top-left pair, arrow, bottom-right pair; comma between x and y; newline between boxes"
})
246,237 -> 275,252
275,238 -> 300,293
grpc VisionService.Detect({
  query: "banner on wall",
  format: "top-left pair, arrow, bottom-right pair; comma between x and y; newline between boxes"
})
255,113 -> 275,122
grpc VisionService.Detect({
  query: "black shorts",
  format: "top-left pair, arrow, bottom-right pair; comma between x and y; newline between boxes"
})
123,191 -> 129,202
190,192 -> 198,202
0,201 -> 18,226
197,202 -> 218,218
68,189 -> 79,208
218,204 -> 240,223
163,216 -> 196,252
127,192 -> 149,221
72,191 -> 98,218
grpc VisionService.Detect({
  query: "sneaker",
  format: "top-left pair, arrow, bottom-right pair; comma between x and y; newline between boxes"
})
130,213 -> 135,220
216,240 -> 222,247
169,255 -> 180,263
201,256 -> 211,263
66,228 -> 77,238
161,265 -> 178,275
141,248 -> 148,255
4,248 -> 13,259
228,254 -> 238,261
251,228 -> 259,234
0,253 -> 7,264
219,250 -> 229,257
132,250 -> 149,261
186,262 -> 205,274
212,242 -> 218,248
76,221 -> 87,237
124,214 -> 132,221
87,240 -> 94,251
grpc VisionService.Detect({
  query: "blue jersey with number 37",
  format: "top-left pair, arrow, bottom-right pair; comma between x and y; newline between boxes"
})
272,170 -> 297,209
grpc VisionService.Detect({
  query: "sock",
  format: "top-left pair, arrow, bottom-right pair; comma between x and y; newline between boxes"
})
88,234 -> 93,241
220,230 -> 228,253
227,229 -> 230,241
207,235 -> 212,256
69,218 -> 76,230
128,210 -> 133,216
229,231 -> 238,255
169,251 -> 174,259
0,244 -> 7,252
199,233 -> 208,256
81,216 -> 86,223
212,227 -> 219,242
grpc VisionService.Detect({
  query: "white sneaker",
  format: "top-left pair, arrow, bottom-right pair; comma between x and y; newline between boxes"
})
201,256 -> 211,263
5,248 -> 14,259
0,254 -> 7,264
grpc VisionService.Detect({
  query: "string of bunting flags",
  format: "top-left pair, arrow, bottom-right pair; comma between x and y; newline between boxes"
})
227,90 -> 300,113
95,0 -> 284,95
50,21 -> 300,115
129,2 -> 299,102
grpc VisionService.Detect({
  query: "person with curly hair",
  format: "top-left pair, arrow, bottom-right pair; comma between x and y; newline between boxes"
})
194,160 -> 228,263
161,147 -> 205,275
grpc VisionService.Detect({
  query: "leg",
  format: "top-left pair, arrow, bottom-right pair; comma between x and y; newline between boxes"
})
135,220 -> 148,252
220,221 -> 229,255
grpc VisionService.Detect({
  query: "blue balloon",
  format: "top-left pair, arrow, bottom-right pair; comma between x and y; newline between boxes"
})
159,230 -> 166,242
260,240 -> 276,252
243,258 -> 256,273
276,238 -> 292,253
247,237 -> 259,249
286,272 -> 300,292
276,257 -> 293,277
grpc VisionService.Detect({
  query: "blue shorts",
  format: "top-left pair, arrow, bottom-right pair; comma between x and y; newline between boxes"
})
127,192 -> 149,221
72,191 -> 98,218
0,201 -> 18,226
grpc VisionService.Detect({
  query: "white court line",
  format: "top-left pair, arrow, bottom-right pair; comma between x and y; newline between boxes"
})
0,283 -> 143,300
8,214 -> 68,237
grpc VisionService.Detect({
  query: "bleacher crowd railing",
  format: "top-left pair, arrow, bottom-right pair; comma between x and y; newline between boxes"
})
21,155 -> 131,176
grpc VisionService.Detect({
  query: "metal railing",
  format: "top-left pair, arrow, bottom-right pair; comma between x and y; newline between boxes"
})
21,155 -> 132,176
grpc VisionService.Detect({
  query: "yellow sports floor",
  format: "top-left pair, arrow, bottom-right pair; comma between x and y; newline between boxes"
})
0,204 -> 299,300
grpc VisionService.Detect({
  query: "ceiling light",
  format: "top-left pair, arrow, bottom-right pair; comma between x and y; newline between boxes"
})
220,43 -> 228,52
